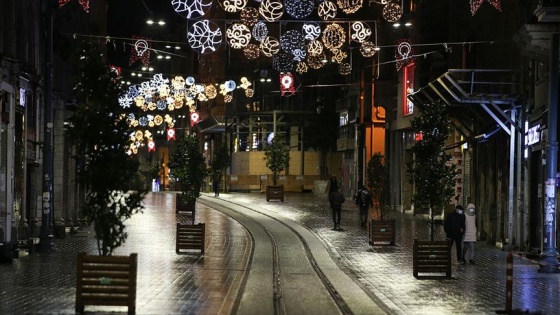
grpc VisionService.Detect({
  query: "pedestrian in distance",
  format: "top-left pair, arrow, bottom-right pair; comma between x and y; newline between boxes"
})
325,175 -> 339,196
462,203 -> 477,265
444,204 -> 466,264
329,186 -> 345,231
354,184 -> 373,229
212,172 -> 221,197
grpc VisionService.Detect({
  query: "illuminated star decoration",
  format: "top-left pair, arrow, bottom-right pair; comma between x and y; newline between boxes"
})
279,73 -> 295,97
129,35 -> 152,66
470,0 -> 501,16
59,0 -> 90,12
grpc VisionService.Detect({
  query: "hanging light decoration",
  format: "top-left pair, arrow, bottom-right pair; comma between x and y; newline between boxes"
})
295,61 -> 308,74
218,0 -> 247,13
252,21 -> 269,42
360,41 -> 377,57
240,7 -> 259,26
307,54 -> 325,69
260,36 -> 280,57
307,39 -> 324,56
245,88 -> 254,97
338,62 -> 352,75
272,52 -> 294,72
279,73 -> 295,96
395,39 -> 414,70
259,0 -> 283,22
224,94 -> 233,103
205,84 -> 217,99
187,20 -> 223,54
226,23 -> 251,49
382,2 -> 401,22
243,43 -> 260,59
322,23 -> 346,51
285,0 -> 314,19
318,1 -> 337,20
351,21 -> 371,43
280,30 -> 305,54
331,48 -> 348,63
292,48 -> 306,62
302,22 -> 321,41
336,0 -> 363,14
172,0 -> 212,19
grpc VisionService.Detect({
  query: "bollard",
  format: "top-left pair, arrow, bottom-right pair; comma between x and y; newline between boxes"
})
505,251 -> 513,312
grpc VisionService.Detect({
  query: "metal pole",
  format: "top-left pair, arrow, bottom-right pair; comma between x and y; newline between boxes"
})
507,108 -> 515,249
539,33 -> 560,273
38,0 -> 54,251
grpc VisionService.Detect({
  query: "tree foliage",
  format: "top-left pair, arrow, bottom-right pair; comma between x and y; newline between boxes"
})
65,42 -> 146,256
263,137 -> 290,185
169,133 -> 208,203
366,152 -> 389,219
406,101 -> 457,240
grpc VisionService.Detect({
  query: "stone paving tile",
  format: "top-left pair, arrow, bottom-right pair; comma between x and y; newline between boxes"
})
215,191 -> 559,315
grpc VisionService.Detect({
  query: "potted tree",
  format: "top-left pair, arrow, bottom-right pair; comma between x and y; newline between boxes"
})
406,101 -> 457,277
263,137 -> 290,202
169,133 -> 207,220
66,42 -> 146,312
367,153 -> 395,246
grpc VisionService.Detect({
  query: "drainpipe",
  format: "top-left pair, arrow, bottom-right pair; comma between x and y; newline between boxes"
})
539,32 -> 560,273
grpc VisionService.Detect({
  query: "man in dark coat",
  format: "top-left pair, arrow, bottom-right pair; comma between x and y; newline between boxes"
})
329,186 -> 345,230
444,204 -> 466,264
355,185 -> 373,229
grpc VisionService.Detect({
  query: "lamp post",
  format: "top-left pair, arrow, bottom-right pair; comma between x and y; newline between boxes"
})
539,32 -> 560,273
38,0 -> 55,251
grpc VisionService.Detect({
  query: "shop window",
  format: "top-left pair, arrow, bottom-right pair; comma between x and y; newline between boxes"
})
403,62 -> 415,116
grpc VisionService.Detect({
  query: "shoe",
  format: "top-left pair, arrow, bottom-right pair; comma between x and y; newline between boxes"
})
469,260 -> 475,265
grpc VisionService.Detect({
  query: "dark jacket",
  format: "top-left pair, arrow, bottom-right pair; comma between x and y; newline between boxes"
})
329,190 -> 345,209
444,211 -> 466,239
355,188 -> 373,209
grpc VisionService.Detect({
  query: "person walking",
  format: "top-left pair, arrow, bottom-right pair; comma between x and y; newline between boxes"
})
355,185 -> 373,229
444,204 -> 466,264
325,175 -> 339,196
329,186 -> 345,230
212,172 -> 221,197
462,203 -> 477,265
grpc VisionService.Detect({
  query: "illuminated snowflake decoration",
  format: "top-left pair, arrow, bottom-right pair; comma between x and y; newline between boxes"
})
240,7 -> 259,26
226,23 -> 251,49
280,30 -> 305,54
139,116 -> 149,127
302,22 -> 321,41
318,1 -> 337,20
219,0 -> 247,12
118,95 -> 133,108
260,36 -> 280,57
351,22 -> 371,43
244,43 -> 260,59
337,0 -> 363,14
259,0 -> 283,22
285,0 -> 314,19
272,52 -> 294,72
295,61 -> 308,74
360,41 -> 377,57
171,0 -> 212,19
187,20 -> 223,54
252,21 -> 269,42
308,54 -> 326,69
307,40 -> 324,56
322,23 -> 346,51
382,2 -> 401,22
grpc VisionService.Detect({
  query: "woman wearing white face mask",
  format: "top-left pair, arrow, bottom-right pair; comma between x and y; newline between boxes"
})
462,203 -> 477,265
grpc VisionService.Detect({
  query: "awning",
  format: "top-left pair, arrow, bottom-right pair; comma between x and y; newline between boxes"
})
195,116 -> 225,133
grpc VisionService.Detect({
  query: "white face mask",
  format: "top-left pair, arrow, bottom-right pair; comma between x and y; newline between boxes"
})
457,210 -> 463,214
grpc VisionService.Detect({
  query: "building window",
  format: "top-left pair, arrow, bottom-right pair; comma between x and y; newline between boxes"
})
403,62 -> 415,116
339,111 -> 348,126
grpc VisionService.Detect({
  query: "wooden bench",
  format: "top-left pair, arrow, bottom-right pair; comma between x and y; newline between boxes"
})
369,219 -> 396,246
75,252 -> 138,314
176,194 -> 195,223
176,223 -> 205,254
413,239 -> 452,278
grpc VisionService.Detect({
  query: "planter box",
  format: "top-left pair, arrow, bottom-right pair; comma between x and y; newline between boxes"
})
369,219 -> 396,246
176,194 -> 195,223
75,252 -> 138,314
266,185 -> 284,202
412,239 -> 452,278
176,223 -> 205,255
